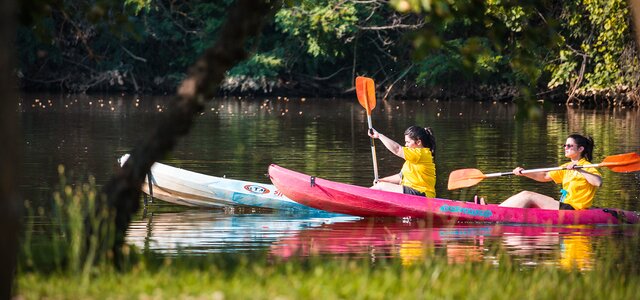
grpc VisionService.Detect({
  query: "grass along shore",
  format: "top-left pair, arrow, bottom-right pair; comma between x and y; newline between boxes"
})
16,250 -> 640,299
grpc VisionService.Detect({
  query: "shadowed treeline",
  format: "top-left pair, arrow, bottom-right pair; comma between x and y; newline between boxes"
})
15,1 -> 640,106
0,0 -> 20,298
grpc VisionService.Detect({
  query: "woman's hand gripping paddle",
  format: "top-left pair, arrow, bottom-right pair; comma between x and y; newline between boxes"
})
447,152 -> 640,190
356,76 -> 379,182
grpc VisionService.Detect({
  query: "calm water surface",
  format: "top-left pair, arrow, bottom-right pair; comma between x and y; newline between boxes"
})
20,94 -> 640,268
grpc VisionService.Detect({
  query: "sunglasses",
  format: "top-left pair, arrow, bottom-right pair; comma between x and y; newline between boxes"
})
562,144 -> 577,149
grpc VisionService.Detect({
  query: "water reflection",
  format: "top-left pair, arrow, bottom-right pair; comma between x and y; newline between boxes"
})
271,218 -> 631,270
559,235 -> 592,270
271,219 -> 489,263
125,208 -> 360,255
126,208 -> 635,270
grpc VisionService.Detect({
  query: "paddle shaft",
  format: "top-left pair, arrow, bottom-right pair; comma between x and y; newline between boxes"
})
448,152 -> 639,190
366,111 -> 379,181
484,164 -> 602,178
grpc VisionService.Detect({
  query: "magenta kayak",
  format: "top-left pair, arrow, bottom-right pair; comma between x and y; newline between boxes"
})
268,164 -> 640,225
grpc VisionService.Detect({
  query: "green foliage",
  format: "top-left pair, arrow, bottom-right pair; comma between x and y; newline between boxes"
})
399,0 -> 563,102
17,0 -> 234,92
15,0 -> 640,104
229,52 -> 284,78
547,0 -> 634,93
21,165 -> 115,277
125,0 -> 152,14
486,0 -> 527,32
223,51 -> 286,93
275,0 -> 358,58
415,37 -> 507,88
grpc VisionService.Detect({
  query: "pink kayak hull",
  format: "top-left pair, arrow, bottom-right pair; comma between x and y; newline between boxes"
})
268,164 -> 640,225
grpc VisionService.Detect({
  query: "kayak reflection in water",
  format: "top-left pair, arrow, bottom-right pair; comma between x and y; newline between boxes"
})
498,133 -> 602,210
559,234 -> 594,271
368,126 -> 437,198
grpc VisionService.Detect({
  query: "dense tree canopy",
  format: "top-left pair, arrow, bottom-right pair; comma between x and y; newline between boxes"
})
16,0 -> 640,106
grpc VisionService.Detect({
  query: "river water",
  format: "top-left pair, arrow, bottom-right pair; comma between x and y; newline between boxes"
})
20,93 -> 640,268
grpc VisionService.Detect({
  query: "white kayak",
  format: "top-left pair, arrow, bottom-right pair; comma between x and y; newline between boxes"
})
118,154 -> 318,211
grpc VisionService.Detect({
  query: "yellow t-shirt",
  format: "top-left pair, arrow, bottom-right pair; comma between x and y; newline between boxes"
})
400,147 -> 436,198
548,158 -> 601,210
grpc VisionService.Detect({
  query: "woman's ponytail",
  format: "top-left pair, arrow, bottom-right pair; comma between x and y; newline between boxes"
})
404,125 -> 436,157
424,127 -> 436,157
568,133 -> 594,161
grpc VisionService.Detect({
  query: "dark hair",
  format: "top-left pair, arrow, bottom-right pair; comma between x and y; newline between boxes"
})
568,133 -> 595,161
405,126 -> 436,157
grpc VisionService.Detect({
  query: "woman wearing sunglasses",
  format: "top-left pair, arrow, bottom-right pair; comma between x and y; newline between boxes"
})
498,133 -> 602,210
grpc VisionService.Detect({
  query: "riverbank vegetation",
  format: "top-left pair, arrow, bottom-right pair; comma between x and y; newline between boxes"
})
17,0 -> 640,106
17,254 -> 640,299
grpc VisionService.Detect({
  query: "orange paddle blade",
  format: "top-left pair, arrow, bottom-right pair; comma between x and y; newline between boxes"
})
447,168 -> 487,190
599,152 -> 640,172
355,76 -> 376,113
365,77 -> 376,110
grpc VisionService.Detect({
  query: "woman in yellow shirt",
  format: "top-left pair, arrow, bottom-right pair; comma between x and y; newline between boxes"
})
368,126 -> 436,198
499,134 -> 602,210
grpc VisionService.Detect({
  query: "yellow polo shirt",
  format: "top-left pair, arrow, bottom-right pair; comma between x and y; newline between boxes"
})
548,158 -> 601,210
400,147 -> 436,198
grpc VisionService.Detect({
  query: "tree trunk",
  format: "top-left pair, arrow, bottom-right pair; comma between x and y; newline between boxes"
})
101,0 -> 279,265
0,0 -> 21,297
